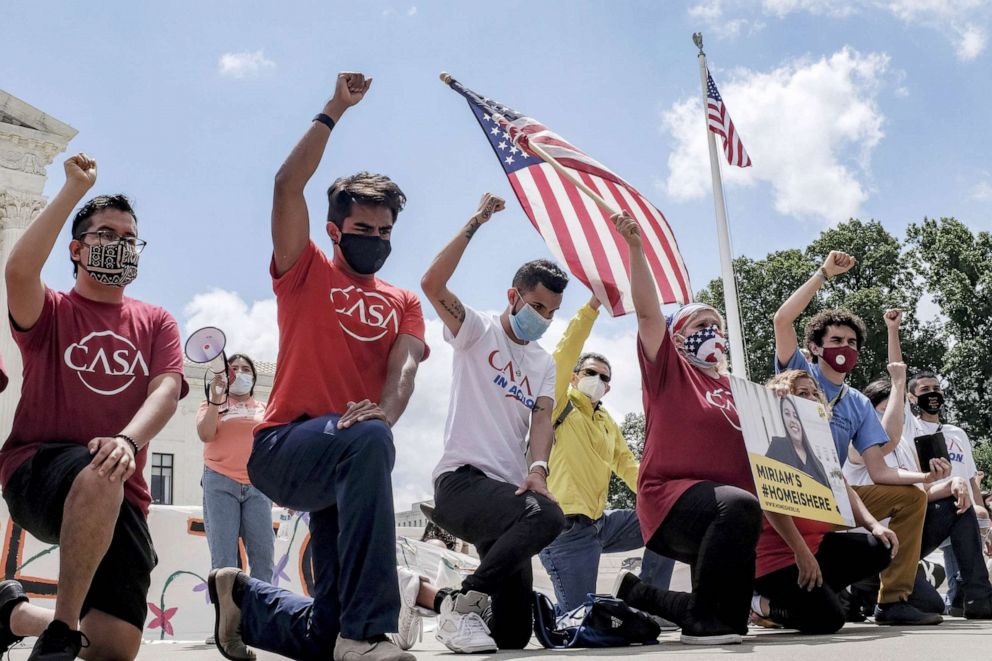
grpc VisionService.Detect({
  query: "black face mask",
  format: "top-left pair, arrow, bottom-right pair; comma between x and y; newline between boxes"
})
338,234 -> 391,275
918,391 -> 944,415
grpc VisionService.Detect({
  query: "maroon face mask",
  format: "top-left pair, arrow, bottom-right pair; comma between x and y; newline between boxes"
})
820,346 -> 859,373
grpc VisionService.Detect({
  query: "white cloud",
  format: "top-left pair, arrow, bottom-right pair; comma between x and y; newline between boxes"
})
689,1 -> 766,37
183,289 -> 279,360
971,177 -> 992,201
217,50 -> 276,79
690,0 -> 990,60
408,6 -> 418,16
181,291 -> 647,509
663,48 -> 888,224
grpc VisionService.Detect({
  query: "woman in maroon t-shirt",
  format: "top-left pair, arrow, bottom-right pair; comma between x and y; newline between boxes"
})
608,213 -> 761,645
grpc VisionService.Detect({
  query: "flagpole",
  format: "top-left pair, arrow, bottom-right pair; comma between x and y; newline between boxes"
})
692,34 -> 749,379
441,72 -> 621,218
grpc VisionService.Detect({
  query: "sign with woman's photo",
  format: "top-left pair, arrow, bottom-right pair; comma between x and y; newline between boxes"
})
730,377 -> 853,526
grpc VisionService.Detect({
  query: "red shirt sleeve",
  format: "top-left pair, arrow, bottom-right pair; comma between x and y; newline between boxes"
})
271,240 -> 321,296
637,329 -> 678,399
398,291 -> 430,361
150,309 -> 190,399
10,287 -> 58,353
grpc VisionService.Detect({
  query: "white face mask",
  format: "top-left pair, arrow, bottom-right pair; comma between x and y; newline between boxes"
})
228,372 -> 253,396
576,374 -> 608,403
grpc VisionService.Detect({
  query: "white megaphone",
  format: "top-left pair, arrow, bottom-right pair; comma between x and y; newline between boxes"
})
185,327 -> 230,402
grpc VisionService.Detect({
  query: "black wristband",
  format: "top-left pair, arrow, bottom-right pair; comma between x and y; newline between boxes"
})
115,434 -> 140,456
313,113 -> 335,131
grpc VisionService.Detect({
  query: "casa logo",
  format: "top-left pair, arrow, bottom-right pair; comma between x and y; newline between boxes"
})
63,330 -> 149,396
329,285 -> 400,342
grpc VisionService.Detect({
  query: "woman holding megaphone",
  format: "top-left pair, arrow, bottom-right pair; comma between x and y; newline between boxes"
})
196,354 -> 274,587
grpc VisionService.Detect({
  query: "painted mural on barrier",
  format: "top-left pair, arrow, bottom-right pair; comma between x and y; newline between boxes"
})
0,503 -> 313,641
0,502 -> 482,642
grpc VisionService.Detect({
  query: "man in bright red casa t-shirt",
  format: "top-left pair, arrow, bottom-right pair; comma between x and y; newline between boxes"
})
207,73 -> 428,661
0,154 -> 187,660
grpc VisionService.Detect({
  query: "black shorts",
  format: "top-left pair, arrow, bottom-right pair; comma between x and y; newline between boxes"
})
1,442 -> 157,630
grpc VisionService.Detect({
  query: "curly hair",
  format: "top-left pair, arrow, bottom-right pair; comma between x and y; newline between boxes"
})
803,308 -> 867,363
326,171 -> 406,227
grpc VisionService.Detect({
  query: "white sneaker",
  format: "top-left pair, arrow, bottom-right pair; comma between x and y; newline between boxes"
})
436,591 -> 497,653
391,567 -> 435,650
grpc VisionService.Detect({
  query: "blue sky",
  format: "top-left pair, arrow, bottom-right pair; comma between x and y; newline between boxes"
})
3,0 -> 990,505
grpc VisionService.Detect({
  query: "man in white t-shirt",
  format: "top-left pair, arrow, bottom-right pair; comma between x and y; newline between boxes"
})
907,370 -> 990,615
420,194 -> 567,653
845,310 -> 991,619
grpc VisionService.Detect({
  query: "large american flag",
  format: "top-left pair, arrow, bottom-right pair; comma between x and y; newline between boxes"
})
706,70 -> 751,168
447,78 -> 692,314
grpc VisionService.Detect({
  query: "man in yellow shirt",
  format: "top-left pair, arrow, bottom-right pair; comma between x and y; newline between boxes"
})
539,296 -> 675,612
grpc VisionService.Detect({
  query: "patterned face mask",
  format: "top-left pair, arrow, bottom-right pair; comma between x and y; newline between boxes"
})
683,324 -> 728,370
80,241 -> 139,288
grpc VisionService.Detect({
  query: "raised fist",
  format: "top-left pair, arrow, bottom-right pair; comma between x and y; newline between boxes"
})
821,251 -> 856,278
333,72 -> 372,108
473,193 -> 506,224
64,153 -> 97,190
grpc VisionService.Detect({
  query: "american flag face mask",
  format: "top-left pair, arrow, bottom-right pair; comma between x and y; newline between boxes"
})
683,324 -> 728,370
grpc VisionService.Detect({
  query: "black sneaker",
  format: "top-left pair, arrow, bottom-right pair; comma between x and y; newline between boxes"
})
27,620 -> 88,660
680,617 -> 742,645
873,601 -> 943,626
611,569 -> 640,602
0,579 -> 28,653
964,596 -> 992,620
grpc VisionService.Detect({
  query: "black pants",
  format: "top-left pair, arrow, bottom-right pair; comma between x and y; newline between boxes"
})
433,465 -> 565,649
755,532 -> 891,634
624,482 -> 762,635
2,442 -> 157,630
853,497 -> 992,614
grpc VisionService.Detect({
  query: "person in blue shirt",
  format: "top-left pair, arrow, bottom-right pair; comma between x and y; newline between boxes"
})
772,249 -> 950,626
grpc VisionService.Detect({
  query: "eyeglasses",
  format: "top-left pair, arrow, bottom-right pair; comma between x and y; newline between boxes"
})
579,368 -> 611,383
77,230 -> 148,254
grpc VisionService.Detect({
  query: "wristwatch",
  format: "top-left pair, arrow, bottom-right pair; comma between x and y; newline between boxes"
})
529,460 -> 550,477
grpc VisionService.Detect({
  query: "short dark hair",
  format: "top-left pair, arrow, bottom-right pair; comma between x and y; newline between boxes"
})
511,259 -> 569,294
574,352 -> 611,374
326,172 -> 406,228
70,194 -> 138,277
908,370 -> 940,395
228,353 -> 258,398
864,378 -> 892,408
803,308 -> 867,363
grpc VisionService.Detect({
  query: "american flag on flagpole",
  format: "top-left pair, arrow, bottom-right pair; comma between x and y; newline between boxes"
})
445,78 -> 692,315
706,70 -> 751,168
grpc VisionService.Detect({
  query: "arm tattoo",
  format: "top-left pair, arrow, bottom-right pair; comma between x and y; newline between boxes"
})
464,218 -> 482,240
439,296 -> 466,322
531,402 -> 545,413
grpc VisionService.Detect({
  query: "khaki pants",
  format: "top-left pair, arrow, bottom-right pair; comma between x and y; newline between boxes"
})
851,484 -> 928,603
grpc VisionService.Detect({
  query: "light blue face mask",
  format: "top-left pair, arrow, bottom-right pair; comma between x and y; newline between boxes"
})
509,290 -> 552,342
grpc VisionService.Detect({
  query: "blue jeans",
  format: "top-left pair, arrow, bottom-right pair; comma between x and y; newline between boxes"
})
539,509 -> 675,612
202,466 -> 274,582
240,415 -> 399,660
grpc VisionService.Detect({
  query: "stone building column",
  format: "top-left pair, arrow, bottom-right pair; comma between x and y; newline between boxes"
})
0,91 -> 76,438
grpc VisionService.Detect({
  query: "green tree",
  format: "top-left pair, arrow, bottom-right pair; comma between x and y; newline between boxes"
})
906,217 -> 992,443
698,219 -> 945,389
606,412 -> 644,510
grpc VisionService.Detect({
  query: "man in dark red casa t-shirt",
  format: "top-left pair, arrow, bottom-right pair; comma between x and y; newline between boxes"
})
207,73 -> 427,661
0,154 -> 187,660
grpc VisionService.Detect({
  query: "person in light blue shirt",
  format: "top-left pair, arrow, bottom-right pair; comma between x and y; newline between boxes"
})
772,249 -> 949,627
